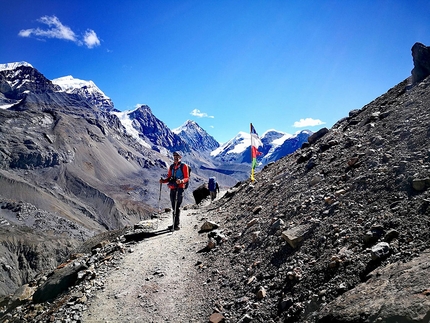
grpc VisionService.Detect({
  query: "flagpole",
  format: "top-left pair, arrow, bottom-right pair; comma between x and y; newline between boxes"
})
250,123 -> 255,181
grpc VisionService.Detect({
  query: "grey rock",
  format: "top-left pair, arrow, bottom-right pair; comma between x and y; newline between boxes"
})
281,224 -> 311,249
319,250 -> 430,323
33,263 -> 88,303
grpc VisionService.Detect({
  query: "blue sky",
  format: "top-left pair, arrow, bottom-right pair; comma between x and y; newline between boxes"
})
1,1 -> 430,143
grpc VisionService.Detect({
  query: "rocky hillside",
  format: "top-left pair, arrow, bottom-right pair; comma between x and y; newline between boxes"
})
194,43 -> 430,322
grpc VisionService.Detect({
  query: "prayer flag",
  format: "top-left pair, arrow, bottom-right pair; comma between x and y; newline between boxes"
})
250,123 -> 262,181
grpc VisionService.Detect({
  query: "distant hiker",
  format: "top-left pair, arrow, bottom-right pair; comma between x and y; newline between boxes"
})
208,176 -> 219,202
159,152 -> 190,231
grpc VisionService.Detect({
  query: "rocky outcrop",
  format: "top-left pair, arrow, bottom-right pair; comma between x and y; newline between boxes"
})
411,42 -> 430,84
0,65 -> 59,101
0,228 -> 78,298
319,250 -> 430,323
0,227 -> 130,322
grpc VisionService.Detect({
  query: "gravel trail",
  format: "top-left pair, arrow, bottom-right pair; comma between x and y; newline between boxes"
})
82,205 -> 214,323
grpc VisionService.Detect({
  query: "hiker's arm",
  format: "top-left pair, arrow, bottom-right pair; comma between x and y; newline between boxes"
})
160,167 -> 173,183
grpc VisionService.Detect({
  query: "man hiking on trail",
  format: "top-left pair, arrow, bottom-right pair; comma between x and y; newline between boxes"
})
159,151 -> 189,231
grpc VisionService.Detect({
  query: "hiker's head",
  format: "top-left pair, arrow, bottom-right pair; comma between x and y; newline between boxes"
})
173,152 -> 181,161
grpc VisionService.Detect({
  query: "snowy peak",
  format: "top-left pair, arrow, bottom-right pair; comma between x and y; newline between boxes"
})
52,75 -> 114,112
261,129 -> 287,143
172,119 -> 200,134
52,75 -> 97,93
117,104 -> 189,154
173,120 -> 219,153
260,130 -> 312,165
211,129 -> 312,166
0,61 -> 33,71
0,62 -> 59,107
211,131 -> 251,163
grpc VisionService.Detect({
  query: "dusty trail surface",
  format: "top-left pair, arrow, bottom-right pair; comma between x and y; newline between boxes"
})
82,205 -> 213,323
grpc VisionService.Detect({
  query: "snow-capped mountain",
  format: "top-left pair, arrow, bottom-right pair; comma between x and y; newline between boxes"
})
0,61 -> 59,109
259,130 -> 312,165
0,61 -> 33,71
211,129 -> 312,167
173,120 -> 219,154
211,131 -> 252,163
0,62 -> 113,112
113,105 -> 189,155
52,75 -> 115,112
0,61 -> 310,177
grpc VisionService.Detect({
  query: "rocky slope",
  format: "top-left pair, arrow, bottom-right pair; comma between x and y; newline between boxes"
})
193,44 -> 430,322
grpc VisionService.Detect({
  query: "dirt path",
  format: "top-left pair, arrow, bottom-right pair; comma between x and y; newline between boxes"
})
82,203 -> 214,323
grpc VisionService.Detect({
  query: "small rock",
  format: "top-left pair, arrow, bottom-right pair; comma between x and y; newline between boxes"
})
256,287 -> 266,299
209,312 -> 225,323
237,314 -> 253,323
247,218 -> 259,227
201,221 -> 219,232
252,206 -> 262,214
371,242 -> 391,260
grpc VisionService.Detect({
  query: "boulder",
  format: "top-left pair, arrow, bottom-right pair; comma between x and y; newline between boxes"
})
32,262 -> 88,303
318,250 -> 430,323
411,42 -> 430,84
193,184 -> 209,204
281,224 -> 311,249
307,127 -> 329,145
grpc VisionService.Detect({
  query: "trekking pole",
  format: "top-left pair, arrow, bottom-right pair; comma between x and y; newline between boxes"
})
153,178 -> 162,229
158,178 -> 162,215
171,188 -> 179,232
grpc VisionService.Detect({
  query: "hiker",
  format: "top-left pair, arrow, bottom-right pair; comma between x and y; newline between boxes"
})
208,176 -> 219,202
159,151 -> 189,230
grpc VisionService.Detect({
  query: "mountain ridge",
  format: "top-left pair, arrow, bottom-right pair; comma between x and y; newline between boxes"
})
1,60 -> 311,170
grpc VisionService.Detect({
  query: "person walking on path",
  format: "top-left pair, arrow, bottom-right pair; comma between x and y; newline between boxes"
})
159,152 -> 189,230
208,176 -> 219,202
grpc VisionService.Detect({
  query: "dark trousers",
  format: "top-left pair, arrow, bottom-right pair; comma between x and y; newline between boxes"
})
170,188 -> 183,226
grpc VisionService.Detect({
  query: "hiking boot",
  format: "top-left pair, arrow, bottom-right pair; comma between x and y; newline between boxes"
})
174,226 -> 180,231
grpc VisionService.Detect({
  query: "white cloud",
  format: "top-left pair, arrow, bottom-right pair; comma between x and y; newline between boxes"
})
17,29 -> 34,38
18,15 -> 100,49
190,109 -> 214,118
293,118 -> 325,128
84,29 -> 101,48
19,16 -> 77,42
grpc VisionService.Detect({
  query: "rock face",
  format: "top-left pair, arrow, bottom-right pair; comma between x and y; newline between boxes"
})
173,120 -> 220,154
411,42 -> 430,84
318,250 -> 430,323
128,105 -> 189,152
